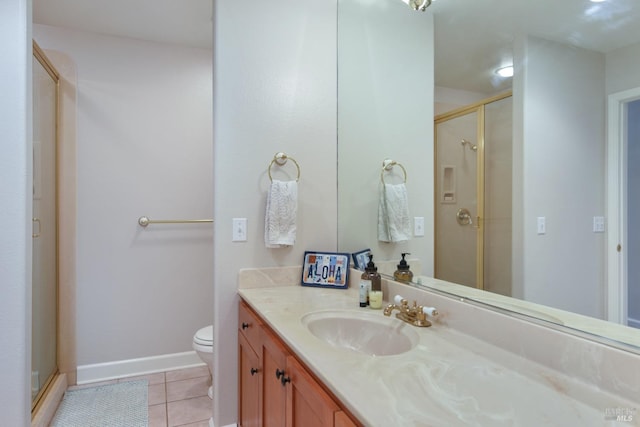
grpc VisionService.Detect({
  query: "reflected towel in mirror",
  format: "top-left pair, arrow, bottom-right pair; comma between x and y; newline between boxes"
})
265,180 -> 298,248
378,183 -> 411,242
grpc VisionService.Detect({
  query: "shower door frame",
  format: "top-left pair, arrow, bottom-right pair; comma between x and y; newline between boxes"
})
434,91 -> 512,290
32,40 -> 60,413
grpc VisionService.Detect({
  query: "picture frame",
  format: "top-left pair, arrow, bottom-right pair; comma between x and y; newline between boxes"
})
301,251 -> 350,289
351,249 -> 371,271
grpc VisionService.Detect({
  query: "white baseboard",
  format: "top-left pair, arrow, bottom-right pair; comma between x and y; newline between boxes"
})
77,351 -> 205,385
628,317 -> 640,329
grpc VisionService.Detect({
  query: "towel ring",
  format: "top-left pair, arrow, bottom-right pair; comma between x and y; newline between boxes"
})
268,152 -> 301,182
380,159 -> 407,184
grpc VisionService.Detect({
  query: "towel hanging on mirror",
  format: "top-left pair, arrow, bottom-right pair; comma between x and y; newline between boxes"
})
378,183 -> 411,243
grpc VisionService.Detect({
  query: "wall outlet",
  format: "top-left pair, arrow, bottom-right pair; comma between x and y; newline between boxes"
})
232,218 -> 247,241
537,217 -> 546,235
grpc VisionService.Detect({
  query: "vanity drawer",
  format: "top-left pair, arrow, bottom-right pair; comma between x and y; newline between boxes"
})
239,301 -> 262,349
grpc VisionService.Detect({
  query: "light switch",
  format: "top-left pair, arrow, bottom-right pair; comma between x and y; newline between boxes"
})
232,218 -> 247,241
537,217 -> 546,235
414,217 -> 425,237
593,216 -> 605,233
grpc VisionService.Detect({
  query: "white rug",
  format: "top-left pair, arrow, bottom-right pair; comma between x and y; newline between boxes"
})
50,380 -> 148,427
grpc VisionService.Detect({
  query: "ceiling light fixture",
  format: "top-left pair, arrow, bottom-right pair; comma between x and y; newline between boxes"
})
400,0 -> 432,12
495,65 -> 514,78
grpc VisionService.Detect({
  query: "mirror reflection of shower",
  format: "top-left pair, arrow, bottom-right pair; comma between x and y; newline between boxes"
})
461,139 -> 477,152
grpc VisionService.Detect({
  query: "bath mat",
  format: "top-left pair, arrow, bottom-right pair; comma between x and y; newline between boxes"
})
50,380 -> 148,427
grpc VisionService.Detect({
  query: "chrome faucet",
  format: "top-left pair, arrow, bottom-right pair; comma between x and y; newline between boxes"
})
384,295 -> 438,327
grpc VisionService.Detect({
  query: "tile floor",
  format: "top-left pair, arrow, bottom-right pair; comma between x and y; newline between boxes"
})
67,365 -> 212,427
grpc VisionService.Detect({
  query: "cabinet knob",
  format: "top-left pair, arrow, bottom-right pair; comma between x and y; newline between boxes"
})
280,375 -> 291,386
250,368 -> 258,376
275,369 -> 285,379
241,322 -> 250,330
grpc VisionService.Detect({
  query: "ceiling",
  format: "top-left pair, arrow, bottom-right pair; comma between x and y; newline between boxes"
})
431,0 -> 640,93
32,0 -> 213,49
33,0 -> 640,94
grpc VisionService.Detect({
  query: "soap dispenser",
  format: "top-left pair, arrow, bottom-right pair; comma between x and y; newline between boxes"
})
361,254 -> 383,309
394,253 -> 414,283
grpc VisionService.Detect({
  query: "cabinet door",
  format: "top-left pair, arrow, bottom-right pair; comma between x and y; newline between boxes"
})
261,327 -> 288,427
335,411 -> 358,427
285,355 -> 340,427
239,301 -> 262,348
238,333 -> 261,427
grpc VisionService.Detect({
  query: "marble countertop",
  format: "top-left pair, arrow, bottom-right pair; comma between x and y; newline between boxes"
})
238,285 -> 638,427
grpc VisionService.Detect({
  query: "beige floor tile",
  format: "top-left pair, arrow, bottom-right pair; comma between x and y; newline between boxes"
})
122,371 -> 166,385
165,365 -> 209,383
148,382 -> 167,406
166,376 -> 210,402
148,403 -> 168,427
167,395 -> 213,427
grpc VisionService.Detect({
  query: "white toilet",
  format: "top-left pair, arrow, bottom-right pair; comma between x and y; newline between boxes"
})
192,325 -> 214,399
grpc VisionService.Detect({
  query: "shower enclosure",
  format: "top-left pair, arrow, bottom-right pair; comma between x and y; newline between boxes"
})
32,42 -> 59,410
434,93 -> 512,296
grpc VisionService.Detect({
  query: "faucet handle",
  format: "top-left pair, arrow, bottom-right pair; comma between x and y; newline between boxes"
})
393,295 -> 407,305
422,306 -> 438,317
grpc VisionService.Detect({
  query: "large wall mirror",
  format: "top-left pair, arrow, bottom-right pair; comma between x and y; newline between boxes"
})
337,0 -> 640,351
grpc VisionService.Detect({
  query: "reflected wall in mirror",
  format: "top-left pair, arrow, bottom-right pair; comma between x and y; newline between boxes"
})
337,0 -> 640,350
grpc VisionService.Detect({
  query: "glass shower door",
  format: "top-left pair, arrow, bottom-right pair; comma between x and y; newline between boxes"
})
32,47 -> 58,407
435,110 -> 482,288
434,94 -> 513,294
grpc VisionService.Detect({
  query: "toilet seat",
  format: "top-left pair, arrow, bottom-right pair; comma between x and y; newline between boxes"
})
194,325 -> 213,347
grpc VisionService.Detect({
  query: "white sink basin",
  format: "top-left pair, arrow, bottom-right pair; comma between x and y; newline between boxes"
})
301,310 -> 419,356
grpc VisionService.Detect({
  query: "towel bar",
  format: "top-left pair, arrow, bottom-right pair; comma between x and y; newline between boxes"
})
268,152 -> 301,182
381,159 -> 407,184
138,216 -> 213,227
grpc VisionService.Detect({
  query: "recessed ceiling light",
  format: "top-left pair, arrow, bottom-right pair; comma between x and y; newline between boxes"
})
495,65 -> 514,78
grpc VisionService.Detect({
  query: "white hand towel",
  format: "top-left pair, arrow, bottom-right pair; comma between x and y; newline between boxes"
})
378,183 -> 411,242
264,180 -> 298,248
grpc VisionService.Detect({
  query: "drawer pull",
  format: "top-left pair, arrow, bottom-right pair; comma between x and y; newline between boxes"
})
250,368 -> 258,376
280,375 -> 291,386
241,322 -> 250,330
275,369 -> 285,379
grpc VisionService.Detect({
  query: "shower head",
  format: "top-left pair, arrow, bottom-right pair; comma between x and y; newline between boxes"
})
461,139 -> 478,152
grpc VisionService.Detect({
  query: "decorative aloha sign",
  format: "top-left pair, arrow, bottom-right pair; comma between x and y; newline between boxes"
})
301,251 -> 350,289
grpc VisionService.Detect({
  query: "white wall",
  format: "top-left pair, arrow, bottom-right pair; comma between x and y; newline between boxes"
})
0,0 -> 32,425
606,42 -> 640,95
516,36 -> 606,317
337,0 -> 435,273
213,0 -> 337,424
33,25 -> 214,366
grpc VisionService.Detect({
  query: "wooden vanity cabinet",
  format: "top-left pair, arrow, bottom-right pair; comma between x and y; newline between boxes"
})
261,326 -> 288,427
238,333 -> 261,427
238,301 -> 360,427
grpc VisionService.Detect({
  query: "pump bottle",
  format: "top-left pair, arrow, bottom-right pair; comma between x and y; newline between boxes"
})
393,253 -> 414,283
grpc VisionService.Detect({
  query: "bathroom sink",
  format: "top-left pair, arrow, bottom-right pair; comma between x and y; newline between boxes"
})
301,310 -> 419,356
